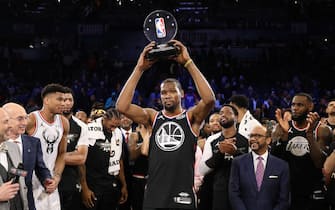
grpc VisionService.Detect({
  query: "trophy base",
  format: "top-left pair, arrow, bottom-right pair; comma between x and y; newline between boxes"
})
146,44 -> 180,60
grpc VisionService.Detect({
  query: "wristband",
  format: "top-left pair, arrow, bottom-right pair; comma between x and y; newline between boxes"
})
184,59 -> 193,68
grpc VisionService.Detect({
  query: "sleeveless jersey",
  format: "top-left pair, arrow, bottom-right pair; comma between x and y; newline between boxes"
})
31,111 -> 63,210
285,120 -> 323,196
31,111 -> 63,172
143,110 -> 197,209
59,116 -> 81,191
325,119 -> 335,130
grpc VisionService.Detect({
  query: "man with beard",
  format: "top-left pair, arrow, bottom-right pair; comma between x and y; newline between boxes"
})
80,108 -> 128,210
59,87 -> 89,210
197,112 -> 222,210
199,104 -> 248,210
229,125 -> 290,210
116,40 -> 215,210
26,83 -> 69,210
272,92 -> 333,210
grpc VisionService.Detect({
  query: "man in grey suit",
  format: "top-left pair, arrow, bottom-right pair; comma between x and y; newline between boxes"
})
229,124 -> 290,210
0,107 -> 23,210
3,103 -> 56,210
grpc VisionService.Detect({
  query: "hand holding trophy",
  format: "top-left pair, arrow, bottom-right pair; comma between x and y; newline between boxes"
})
143,10 -> 179,60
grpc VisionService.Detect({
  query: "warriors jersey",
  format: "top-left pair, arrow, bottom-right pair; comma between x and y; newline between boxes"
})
143,110 -> 197,209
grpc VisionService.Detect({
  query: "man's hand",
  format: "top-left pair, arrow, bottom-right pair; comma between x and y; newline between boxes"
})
136,41 -> 157,71
275,108 -> 289,133
0,181 -> 20,202
81,186 -> 97,208
119,185 -> 128,204
218,138 -> 237,155
44,177 -> 59,193
169,40 -> 191,66
307,112 -> 320,133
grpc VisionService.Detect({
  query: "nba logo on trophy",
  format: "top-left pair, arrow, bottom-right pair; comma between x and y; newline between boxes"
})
155,17 -> 166,38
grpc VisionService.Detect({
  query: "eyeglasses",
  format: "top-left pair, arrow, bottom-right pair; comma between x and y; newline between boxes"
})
249,133 -> 267,139
11,115 -> 29,122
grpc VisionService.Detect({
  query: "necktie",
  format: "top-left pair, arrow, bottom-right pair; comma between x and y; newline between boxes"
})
125,132 -> 129,144
256,156 -> 264,191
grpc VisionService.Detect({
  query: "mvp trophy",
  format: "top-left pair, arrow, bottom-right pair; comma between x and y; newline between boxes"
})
143,10 -> 179,60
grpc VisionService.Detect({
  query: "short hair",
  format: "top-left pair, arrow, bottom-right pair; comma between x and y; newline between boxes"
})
63,86 -> 74,96
91,102 -> 105,110
104,108 -> 121,120
41,83 -> 65,99
161,78 -> 183,92
221,104 -> 238,116
229,95 -> 249,109
294,92 -> 313,103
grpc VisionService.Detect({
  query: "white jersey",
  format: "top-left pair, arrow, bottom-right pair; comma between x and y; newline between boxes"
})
31,111 -> 63,210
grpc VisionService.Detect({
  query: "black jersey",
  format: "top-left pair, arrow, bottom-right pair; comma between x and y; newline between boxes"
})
59,116 -> 82,191
276,120 -> 323,196
143,110 -> 197,209
325,119 -> 335,130
85,127 -> 120,192
209,133 -> 248,190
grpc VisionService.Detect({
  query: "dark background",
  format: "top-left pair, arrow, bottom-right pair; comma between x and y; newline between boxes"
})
0,0 -> 334,119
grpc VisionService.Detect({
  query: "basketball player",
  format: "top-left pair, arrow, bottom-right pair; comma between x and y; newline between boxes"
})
26,83 -> 69,210
272,92 -> 333,210
59,87 -> 89,210
116,40 -> 215,210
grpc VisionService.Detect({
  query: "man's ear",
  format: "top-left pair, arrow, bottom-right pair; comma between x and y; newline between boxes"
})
180,90 -> 184,98
308,102 -> 314,112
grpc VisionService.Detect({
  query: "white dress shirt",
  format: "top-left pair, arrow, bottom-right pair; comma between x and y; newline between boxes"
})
251,150 -> 268,173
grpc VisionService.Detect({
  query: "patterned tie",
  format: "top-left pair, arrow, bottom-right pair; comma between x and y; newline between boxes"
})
256,156 -> 264,191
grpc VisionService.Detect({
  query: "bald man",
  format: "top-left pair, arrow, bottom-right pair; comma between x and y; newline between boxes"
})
3,103 -> 54,210
0,107 -> 24,209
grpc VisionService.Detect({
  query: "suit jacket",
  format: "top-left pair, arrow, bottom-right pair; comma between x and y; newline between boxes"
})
0,141 -> 27,210
21,134 -> 52,210
229,152 -> 290,210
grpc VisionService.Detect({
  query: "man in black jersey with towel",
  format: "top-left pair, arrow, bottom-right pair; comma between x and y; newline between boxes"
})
116,40 -> 215,210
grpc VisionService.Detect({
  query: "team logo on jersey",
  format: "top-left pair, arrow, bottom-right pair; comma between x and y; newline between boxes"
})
42,127 -> 60,154
96,140 -> 111,152
155,121 -> 185,151
67,134 -> 79,144
173,192 -> 192,205
286,136 -> 310,156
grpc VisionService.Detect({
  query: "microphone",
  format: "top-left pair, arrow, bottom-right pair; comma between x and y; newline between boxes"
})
9,163 -> 27,183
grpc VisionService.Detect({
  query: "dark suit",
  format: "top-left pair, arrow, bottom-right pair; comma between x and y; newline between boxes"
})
21,134 -> 52,210
229,153 -> 290,210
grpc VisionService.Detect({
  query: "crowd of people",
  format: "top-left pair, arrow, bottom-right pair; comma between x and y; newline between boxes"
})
0,40 -> 335,210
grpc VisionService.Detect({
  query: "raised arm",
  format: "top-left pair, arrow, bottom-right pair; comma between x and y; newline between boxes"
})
116,42 -> 157,126
171,40 -> 215,132
307,113 -> 331,168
